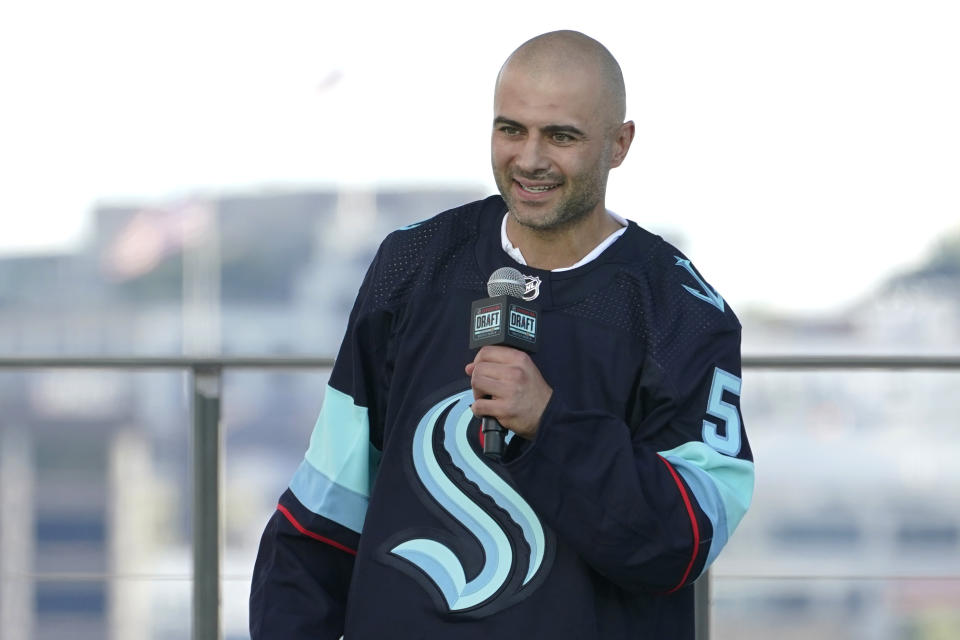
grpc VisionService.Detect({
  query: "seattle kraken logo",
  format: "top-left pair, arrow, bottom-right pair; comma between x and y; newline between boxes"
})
675,257 -> 725,311
388,390 -> 553,615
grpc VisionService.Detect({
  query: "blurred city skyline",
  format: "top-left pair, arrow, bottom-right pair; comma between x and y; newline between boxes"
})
2,0 -> 958,316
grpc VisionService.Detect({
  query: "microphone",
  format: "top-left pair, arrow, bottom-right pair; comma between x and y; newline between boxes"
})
469,267 -> 540,460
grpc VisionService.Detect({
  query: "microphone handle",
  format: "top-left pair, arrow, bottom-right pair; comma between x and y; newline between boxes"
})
481,415 -> 507,460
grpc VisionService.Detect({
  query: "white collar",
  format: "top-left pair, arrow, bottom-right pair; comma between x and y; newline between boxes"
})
501,211 -> 628,272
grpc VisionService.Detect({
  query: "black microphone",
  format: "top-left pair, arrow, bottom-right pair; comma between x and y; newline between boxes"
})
469,267 -> 540,460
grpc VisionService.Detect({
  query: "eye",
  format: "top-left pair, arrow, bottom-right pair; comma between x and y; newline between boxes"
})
498,125 -> 521,136
551,132 -> 575,144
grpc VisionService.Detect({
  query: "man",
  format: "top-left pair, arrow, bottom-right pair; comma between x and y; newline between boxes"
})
250,30 -> 754,639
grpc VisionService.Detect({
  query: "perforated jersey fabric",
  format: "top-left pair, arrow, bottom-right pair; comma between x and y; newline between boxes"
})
250,195 -> 754,640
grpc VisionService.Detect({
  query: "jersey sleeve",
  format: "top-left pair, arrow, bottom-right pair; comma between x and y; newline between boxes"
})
250,247 -> 393,639
503,256 -> 754,595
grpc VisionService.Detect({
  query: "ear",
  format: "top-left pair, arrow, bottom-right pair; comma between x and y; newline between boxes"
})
608,120 -> 635,168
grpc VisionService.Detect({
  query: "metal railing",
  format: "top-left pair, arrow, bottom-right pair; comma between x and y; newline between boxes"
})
2,353 -> 959,640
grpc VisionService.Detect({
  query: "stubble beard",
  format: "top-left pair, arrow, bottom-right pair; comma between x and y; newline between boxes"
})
496,166 -> 609,233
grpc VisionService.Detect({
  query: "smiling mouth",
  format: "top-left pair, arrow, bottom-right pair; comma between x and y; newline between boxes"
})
516,181 -> 560,193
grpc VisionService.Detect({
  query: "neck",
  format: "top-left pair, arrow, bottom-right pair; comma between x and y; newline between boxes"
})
506,205 -> 622,271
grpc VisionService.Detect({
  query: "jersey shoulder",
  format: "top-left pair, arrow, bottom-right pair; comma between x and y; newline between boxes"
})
600,225 -> 741,374
362,196 -> 498,311
617,224 -> 741,334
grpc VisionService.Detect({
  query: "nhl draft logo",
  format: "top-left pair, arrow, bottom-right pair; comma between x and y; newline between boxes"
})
522,274 -> 541,301
507,305 -> 537,343
473,304 -> 503,341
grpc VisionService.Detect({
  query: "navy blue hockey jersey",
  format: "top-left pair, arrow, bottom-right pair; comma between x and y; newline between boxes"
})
250,195 -> 754,639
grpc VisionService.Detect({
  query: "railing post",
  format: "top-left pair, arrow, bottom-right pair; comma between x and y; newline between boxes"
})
192,366 -> 222,640
694,568 -> 711,640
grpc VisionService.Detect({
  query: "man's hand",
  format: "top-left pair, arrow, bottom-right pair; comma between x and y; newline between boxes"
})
464,345 -> 553,440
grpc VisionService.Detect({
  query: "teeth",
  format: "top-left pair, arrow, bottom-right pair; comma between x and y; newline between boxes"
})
520,184 -> 557,193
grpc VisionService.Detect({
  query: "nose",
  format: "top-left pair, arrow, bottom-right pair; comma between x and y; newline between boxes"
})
515,136 -> 550,175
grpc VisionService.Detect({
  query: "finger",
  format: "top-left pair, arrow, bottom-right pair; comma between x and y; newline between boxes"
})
466,347 -> 507,375
469,397 -> 515,425
469,368 -> 514,402
470,360 -> 521,389
469,396 -> 498,417
474,345 -> 527,365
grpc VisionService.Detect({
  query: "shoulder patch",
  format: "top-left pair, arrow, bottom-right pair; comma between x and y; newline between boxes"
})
674,257 -> 725,312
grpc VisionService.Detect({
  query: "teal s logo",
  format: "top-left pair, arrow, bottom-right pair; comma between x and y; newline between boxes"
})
387,390 -> 554,615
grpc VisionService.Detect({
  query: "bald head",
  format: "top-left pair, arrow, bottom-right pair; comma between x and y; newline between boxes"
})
496,30 -> 626,128
490,30 -> 635,243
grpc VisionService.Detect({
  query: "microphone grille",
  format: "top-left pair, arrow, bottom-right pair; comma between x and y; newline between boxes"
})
487,267 -> 527,298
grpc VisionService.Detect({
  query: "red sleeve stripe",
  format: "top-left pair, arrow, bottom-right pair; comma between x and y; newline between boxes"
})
657,455 -> 700,593
276,503 -> 358,556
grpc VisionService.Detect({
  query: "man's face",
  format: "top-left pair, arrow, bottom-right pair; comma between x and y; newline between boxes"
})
491,64 -> 615,232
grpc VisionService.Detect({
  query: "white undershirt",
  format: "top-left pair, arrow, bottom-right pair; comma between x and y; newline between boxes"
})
500,211 -> 628,272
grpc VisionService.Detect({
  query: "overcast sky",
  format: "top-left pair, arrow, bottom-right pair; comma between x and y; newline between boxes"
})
1,0 -> 957,315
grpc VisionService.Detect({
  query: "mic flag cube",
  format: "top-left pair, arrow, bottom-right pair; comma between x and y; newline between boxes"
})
469,295 -> 539,352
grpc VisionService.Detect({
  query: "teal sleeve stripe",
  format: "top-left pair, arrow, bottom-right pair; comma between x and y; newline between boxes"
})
289,459 -> 370,534
303,385 -> 379,497
659,441 -> 754,574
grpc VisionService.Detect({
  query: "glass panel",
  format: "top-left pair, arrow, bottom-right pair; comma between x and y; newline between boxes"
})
5,364 -> 959,639
713,368 -> 960,639
221,368 -> 333,639
0,370 -> 191,640
713,577 -> 960,640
